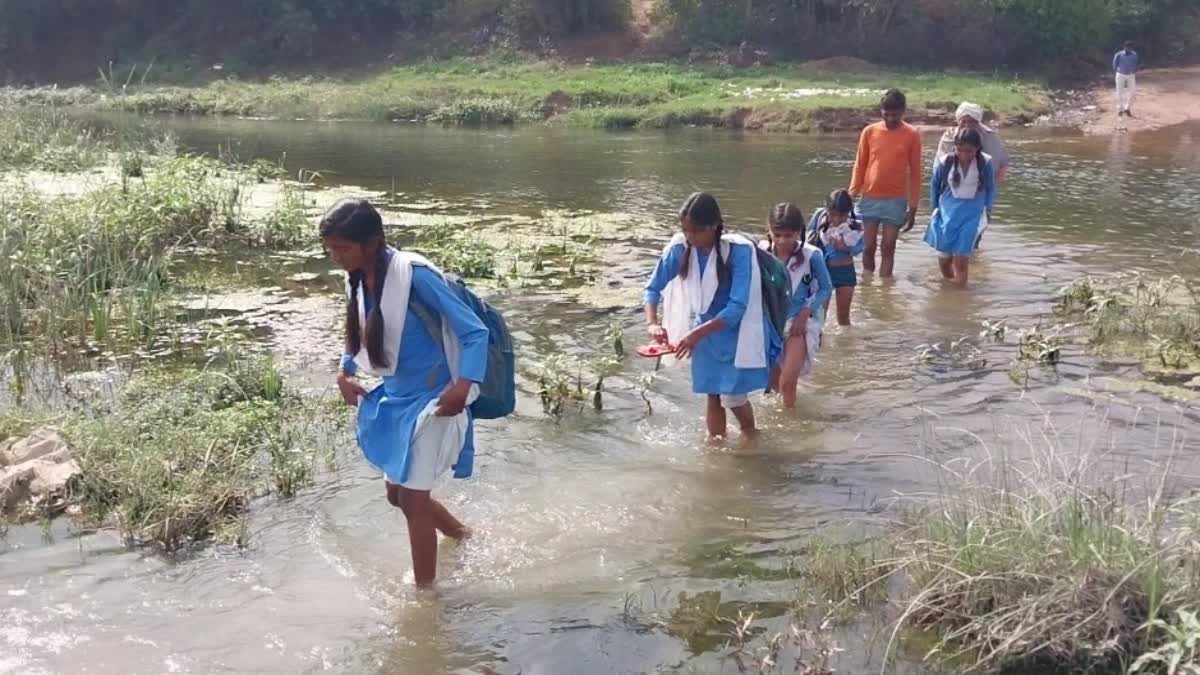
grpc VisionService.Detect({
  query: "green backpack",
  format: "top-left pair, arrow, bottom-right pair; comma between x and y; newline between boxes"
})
754,246 -> 791,339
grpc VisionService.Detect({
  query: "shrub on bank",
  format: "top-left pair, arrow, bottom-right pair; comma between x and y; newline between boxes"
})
63,354 -> 320,550
0,107 -> 109,171
428,96 -> 532,125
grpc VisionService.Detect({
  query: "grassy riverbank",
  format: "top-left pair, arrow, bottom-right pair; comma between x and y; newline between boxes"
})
1,59 -> 1051,131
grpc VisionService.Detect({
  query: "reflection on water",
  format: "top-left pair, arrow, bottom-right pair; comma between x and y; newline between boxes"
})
3,119 -> 1200,674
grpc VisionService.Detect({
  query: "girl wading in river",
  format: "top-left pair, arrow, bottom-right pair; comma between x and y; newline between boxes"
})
807,189 -> 864,327
644,192 -> 781,443
924,127 -> 996,288
324,198 -> 490,588
761,203 -> 831,409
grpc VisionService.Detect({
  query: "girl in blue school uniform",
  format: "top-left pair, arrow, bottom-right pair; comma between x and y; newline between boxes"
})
808,189 -> 864,327
924,127 -> 996,288
323,198 -> 490,589
644,192 -> 781,443
762,204 -> 832,409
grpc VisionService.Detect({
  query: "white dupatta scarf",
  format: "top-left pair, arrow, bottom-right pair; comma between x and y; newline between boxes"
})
347,248 -> 462,380
662,233 -> 766,370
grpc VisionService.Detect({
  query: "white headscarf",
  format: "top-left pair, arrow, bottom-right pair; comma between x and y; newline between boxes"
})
955,102 -> 990,130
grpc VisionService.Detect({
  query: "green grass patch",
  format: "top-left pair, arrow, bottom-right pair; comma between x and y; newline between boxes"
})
61,353 -> 326,550
815,423 -> 1200,674
0,107 -> 111,172
2,60 -> 1052,130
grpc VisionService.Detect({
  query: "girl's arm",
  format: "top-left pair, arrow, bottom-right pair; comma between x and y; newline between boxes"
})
411,267 -> 490,384
644,242 -> 685,339
930,161 -> 945,211
807,250 -> 833,315
983,159 -> 998,211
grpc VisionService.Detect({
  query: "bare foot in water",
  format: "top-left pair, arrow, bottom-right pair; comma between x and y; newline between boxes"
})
445,526 -> 472,543
738,430 -> 760,449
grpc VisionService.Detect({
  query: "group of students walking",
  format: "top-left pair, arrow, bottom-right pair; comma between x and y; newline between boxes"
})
322,87 -> 1011,587
642,89 -> 1010,444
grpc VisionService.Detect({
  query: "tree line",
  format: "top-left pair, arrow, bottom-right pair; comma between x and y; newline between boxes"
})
0,0 -> 1194,82
656,0 -> 1197,67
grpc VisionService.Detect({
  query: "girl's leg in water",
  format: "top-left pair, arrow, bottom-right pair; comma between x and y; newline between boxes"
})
397,487 -> 440,587
778,335 -> 808,409
729,403 -> 757,445
938,255 -> 954,280
706,394 -> 727,439
429,499 -> 470,540
388,483 -> 470,540
835,287 -> 854,326
951,256 -> 970,288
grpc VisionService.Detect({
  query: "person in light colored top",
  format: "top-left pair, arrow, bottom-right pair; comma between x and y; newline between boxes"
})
325,199 -> 490,588
934,102 -> 1009,182
761,203 -> 832,409
644,192 -> 781,443
1114,41 -> 1139,117
934,102 -> 1010,250
849,88 -> 923,278
923,128 -> 996,288
807,189 -> 864,326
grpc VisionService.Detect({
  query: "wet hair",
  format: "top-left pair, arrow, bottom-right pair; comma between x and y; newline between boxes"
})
767,203 -> 807,269
946,127 -> 988,197
881,88 -> 907,111
677,192 -> 728,284
320,198 -> 390,370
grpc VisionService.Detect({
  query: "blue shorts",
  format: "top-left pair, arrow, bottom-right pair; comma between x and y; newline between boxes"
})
857,197 -> 909,227
827,263 -> 857,288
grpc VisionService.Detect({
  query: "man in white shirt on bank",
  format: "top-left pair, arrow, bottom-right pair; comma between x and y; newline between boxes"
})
1113,41 -> 1139,117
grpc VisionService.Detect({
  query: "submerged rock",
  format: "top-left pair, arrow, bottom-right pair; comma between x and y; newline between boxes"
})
0,428 -> 79,516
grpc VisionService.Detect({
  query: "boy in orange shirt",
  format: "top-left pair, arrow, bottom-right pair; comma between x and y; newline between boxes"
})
849,89 -> 922,278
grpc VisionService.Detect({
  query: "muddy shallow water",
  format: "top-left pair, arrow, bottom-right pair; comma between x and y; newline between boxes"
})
3,119 -> 1200,674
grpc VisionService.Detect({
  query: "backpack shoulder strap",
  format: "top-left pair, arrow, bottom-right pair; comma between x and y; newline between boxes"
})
409,295 -> 443,345
407,262 -> 445,345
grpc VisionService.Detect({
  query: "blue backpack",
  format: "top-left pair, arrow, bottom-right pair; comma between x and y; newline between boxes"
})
409,275 -> 516,420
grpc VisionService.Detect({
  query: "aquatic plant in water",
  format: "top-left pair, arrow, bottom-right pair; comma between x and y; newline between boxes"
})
0,152 -> 317,365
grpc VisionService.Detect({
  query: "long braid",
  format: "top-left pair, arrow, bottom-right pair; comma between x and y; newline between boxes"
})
714,221 -> 729,285
976,146 -> 987,198
363,247 -> 390,369
789,239 -> 806,270
346,271 -> 364,356
679,242 -> 693,279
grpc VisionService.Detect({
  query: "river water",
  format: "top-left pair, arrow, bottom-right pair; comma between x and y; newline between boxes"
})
3,120 -> 1200,674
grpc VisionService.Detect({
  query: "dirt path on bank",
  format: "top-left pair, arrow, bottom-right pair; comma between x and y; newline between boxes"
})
1084,65 -> 1200,133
